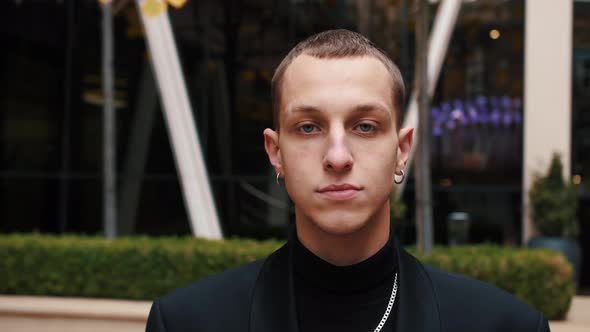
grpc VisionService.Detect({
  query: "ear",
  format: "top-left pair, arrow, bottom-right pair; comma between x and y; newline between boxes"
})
263,128 -> 283,174
396,127 -> 414,174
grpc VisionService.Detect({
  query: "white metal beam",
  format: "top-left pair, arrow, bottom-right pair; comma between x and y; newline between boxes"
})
136,0 -> 222,239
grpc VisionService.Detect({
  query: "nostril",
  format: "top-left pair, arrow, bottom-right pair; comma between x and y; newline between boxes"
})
324,161 -> 352,171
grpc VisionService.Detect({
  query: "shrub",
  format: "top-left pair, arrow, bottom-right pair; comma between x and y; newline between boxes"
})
529,152 -> 579,237
0,234 -> 574,320
0,234 -> 281,301
411,245 -> 575,320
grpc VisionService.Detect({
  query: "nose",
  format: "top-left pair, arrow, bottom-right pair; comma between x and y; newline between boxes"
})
322,130 -> 353,173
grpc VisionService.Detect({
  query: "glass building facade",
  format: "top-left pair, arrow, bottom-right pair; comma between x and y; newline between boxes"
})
0,0 -> 589,287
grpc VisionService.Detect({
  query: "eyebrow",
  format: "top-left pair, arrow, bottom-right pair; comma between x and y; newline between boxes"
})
288,103 -> 392,118
351,103 -> 392,117
289,105 -> 322,114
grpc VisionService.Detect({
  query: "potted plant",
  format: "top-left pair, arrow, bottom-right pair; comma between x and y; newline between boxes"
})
527,153 -> 581,286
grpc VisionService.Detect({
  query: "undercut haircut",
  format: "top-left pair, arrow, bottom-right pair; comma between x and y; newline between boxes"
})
271,29 -> 405,131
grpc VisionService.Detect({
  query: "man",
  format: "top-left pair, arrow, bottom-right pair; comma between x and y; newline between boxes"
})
146,29 -> 550,332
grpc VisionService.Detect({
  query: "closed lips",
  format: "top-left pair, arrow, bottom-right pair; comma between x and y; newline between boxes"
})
318,184 -> 360,192
317,184 -> 361,200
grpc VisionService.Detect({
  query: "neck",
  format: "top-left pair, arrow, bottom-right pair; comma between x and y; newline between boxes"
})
295,204 -> 391,266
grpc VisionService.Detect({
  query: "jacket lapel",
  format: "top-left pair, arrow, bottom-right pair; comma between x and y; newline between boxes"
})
395,242 -> 442,332
249,243 -> 299,332
249,235 -> 442,332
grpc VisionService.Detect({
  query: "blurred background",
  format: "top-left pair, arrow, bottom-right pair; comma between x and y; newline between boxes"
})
0,0 -> 589,290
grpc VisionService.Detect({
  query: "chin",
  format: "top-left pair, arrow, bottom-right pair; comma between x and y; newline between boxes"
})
308,209 -> 373,236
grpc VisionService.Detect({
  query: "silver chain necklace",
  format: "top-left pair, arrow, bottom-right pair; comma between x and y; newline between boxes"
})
373,272 -> 398,332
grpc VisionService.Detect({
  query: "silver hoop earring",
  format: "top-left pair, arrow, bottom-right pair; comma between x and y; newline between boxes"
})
276,172 -> 282,186
394,169 -> 405,184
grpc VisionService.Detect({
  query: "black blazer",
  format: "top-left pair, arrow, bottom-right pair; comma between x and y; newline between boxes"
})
146,238 -> 550,332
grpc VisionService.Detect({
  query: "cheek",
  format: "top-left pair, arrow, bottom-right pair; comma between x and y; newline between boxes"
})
281,143 -> 319,182
354,142 -> 397,194
354,140 -> 397,171
281,147 -> 318,207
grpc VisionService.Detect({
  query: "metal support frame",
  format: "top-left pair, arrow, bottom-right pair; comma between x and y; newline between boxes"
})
102,1 -> 117,238
414,0 -> 433,254
395,0 -> 462,198
136,0 -> 222,239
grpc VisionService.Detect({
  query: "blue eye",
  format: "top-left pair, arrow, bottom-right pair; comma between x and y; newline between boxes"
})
357,123 -> 375,133
300,124 -> 317,133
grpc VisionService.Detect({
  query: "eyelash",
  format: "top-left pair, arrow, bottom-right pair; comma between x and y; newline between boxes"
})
298,123 -> 320,134
296,122 -> 377,135
355,123 -> 376,133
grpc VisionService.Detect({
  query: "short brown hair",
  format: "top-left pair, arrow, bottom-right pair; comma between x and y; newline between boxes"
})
271,29 -> 405,130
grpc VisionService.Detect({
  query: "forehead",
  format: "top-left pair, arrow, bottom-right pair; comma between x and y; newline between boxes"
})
280,55 -> 394,117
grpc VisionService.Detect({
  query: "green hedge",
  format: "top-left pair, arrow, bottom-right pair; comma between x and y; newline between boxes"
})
0,234 -> 281,301
410,246 -> 575,320
0,234 -> 574,320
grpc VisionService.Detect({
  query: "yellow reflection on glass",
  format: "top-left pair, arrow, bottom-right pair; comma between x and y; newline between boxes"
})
142,0 -> 167,17
573,175 -> 582,185
168,0 -> 187,8
489,29 -> 501,40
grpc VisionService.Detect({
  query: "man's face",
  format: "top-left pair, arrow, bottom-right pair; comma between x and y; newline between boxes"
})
264,55 -> 412,236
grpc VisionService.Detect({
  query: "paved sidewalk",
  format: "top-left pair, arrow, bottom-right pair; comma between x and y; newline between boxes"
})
0,295 -> 150,332
549,296 -> 590,332
0,295 -> 588,331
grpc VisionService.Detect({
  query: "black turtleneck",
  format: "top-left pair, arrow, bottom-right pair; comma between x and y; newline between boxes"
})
292,228 -> 399,332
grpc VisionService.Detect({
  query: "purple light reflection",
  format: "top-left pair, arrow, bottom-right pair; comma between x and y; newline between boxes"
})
430,96 -> 523,133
